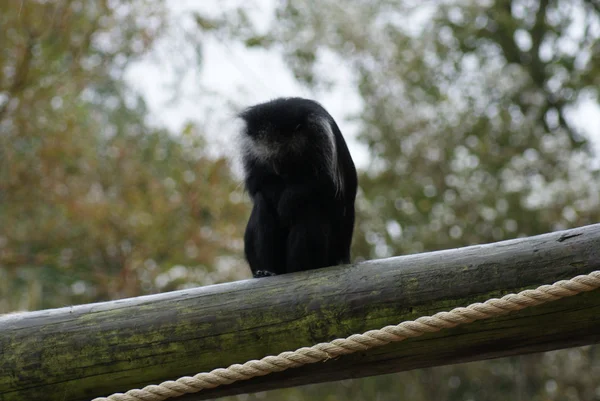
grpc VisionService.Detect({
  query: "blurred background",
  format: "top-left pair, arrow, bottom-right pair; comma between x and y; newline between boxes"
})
1,0 -> 600,399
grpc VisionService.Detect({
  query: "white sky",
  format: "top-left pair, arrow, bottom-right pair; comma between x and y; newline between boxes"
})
125,1 -> 600,170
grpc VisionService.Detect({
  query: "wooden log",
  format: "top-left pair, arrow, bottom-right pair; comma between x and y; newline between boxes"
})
1,224 -> 600,401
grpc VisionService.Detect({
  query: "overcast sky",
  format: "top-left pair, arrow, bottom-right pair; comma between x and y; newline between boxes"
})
125,1 -> 600,170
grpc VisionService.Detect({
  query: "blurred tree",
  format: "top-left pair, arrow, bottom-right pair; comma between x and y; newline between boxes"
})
0,0 -> 249,311
200,0 -> 600,400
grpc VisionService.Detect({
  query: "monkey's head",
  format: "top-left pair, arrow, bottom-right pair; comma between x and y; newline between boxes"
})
238,97 -> 337,166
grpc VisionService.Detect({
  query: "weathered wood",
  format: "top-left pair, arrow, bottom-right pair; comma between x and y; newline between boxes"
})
1,224 -> 600,401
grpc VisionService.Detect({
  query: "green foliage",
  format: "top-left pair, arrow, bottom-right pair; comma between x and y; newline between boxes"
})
0,0 -> 250,311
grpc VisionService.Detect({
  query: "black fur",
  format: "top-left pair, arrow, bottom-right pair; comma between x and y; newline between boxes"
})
239,97 -> 357,277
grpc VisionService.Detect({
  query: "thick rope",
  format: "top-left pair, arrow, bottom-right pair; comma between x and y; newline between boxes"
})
93,270 -> 600,401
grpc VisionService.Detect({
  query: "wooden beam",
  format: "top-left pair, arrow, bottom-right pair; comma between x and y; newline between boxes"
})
1,224 -> 600,401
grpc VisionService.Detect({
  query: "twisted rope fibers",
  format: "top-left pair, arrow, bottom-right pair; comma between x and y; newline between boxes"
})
93,270 -> 600,401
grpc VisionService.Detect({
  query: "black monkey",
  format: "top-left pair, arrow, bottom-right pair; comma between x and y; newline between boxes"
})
239,97 -> 357,277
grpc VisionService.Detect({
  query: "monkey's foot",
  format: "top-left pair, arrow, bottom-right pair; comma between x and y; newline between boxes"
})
254,270 -> 277,278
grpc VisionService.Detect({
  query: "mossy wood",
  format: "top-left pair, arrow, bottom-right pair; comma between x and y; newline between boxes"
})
1,224 -> 600,401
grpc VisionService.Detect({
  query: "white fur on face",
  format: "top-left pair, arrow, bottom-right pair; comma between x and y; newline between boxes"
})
240,128 -> 280,163
239,117 -> 344,197
240,125 -> 305,163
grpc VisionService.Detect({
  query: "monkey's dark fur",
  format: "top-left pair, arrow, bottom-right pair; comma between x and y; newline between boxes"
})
239,97 -> 357,277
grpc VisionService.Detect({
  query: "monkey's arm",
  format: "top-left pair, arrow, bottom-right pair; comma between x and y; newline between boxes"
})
285,207 -> 333,273
277,182 -> 335,224
244,192 -> 286,277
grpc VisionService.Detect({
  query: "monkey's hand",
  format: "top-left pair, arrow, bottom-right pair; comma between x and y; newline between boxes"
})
253,270 -> 277,278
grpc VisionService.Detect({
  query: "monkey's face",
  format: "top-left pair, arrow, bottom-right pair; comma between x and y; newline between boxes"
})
239,98 -> 338,183
242,123 -> 313,163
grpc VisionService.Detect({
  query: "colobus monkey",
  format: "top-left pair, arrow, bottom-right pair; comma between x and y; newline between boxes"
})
239,97 -> 358,277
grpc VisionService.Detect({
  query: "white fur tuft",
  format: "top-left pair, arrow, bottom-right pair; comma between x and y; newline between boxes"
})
316,117 -> 344,197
